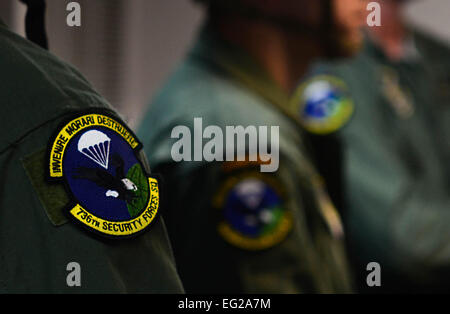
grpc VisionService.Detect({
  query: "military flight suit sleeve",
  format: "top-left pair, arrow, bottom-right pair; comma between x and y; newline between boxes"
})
0,110 -> 184,293
154,152 -> 352,294
0,20 -> 183,293
136,29 -> 352,293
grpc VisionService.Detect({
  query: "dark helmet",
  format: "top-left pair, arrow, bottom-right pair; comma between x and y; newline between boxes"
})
196,0 -> 342,57
196,0 -> 333,30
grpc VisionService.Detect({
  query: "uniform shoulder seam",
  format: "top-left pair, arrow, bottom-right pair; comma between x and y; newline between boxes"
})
0,99 -> 110,155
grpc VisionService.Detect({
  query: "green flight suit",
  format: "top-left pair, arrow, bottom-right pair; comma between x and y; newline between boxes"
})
137,23 -> 353,294
303,32 -> 450,292
412,32 -> 450,184
0,19 -> 183,293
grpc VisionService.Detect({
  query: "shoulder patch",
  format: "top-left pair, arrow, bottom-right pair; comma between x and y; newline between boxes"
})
290,75 -> 354,135
213,170 -> 293,251
47,109 -> 159,238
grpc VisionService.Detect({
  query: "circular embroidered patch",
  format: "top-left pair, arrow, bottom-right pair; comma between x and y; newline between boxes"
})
291,75 -> 354,135
47,110 -> 159,238
214,172 -> 293,250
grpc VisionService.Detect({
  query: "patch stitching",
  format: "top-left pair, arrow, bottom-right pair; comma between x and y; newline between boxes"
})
46,109 -> 159,238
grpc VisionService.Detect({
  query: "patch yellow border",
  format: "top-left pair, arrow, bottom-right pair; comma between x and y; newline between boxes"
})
218,211 -> 293,251
68,177 -> 159,236
49,113 -> 139,178
214,171 -> 293,251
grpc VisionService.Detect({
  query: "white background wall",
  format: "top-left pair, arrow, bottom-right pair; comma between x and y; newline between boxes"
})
405,0 -> 450,45
0,0 -> 449,128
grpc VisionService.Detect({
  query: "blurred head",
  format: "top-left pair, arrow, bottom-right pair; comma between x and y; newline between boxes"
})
201,0 -> 368,57
367,0 -> 412,29
366,0 -> 415,60
333,0 -> 368,55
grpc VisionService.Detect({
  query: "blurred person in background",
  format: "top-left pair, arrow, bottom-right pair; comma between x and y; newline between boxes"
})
0,0 -> 183,293
138,0 -> 367,293
292,0 -> 450,292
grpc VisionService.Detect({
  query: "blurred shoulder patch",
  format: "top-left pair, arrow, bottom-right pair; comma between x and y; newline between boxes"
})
291,75 -> 354,135
213,168 -> 293,251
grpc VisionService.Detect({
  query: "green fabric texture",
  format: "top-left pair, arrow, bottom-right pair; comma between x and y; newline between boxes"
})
0,18 -> 183,293
138,23 -> 353,293
22,148 -> 69,226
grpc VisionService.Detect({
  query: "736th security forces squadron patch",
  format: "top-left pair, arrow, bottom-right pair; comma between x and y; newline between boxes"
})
213,171 -> 293,251
47,110 -> 159,238
290,75 -> 354,135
